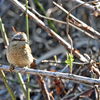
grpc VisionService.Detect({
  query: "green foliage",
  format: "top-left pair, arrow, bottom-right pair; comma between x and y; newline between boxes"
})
65,54 -> 74,66
65,54 -> 74,73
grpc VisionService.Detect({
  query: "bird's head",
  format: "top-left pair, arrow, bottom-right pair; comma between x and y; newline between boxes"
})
11,32 -> 27,42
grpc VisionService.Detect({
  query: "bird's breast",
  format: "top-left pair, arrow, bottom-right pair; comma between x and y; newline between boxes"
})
7,41 -> 33,67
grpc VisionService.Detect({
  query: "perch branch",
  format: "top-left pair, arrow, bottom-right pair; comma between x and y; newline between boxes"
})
0,65 -> 100,85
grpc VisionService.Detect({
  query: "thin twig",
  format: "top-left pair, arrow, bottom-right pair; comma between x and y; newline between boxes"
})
94,85 -> 99,100
42,60 -> 89,65
36,75 -> 51,100
71,88 -> 94,100
0,17 -> 9,46
70,0 -> 100,13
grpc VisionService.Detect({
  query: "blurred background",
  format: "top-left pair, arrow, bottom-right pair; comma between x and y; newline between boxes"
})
0,0 -> 100,100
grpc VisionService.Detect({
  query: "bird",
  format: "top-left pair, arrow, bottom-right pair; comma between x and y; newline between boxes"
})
6,28 -> 35,68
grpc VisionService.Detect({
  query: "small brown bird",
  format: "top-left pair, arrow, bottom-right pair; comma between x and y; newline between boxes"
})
7,31 -> 34,68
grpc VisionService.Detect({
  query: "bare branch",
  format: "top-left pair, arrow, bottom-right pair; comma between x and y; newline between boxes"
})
0,65 -> 100,85
70,0 -> 100,13
36,75 -> 51,100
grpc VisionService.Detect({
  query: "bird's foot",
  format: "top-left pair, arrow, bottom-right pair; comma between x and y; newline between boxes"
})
23,66 -> 28,72
9,64 -> 15,72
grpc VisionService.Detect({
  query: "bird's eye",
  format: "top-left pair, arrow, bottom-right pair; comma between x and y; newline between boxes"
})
12,38 -> 26,41
20,39 -> 26,41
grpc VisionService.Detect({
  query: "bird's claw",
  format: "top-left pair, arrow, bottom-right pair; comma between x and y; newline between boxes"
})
9,64 -> 15,73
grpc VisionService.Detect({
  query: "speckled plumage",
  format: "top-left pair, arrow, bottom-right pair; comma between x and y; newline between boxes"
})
7,32 -> 33,67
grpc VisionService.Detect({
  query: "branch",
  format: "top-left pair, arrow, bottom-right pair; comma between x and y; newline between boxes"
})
36,75 -> 51,100
1,65 -> 100,85
70,0 -> 100,13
